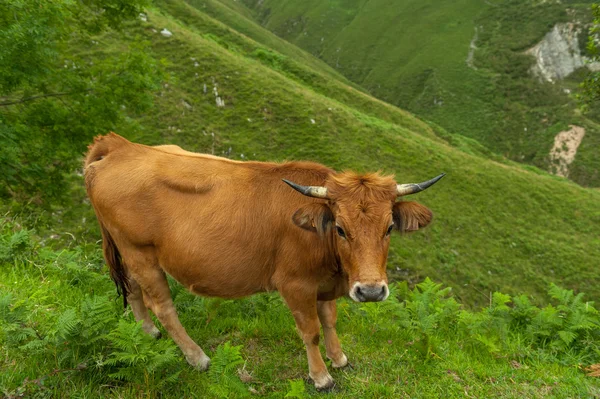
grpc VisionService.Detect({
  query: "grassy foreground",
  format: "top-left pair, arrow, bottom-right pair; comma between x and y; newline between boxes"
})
1,221 -> 599,398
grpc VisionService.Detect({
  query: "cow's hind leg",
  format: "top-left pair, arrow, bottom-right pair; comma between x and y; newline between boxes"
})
124,248 -> 211,370
317,300 -> 348,368
127,276 -> 161,339
280,285 -> 334,391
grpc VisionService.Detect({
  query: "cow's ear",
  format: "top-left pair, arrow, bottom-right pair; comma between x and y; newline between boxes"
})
292,203 -> 334,235
392,201 -> 432,233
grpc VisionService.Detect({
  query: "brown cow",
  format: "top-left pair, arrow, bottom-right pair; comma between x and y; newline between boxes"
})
83,133 -> 443,390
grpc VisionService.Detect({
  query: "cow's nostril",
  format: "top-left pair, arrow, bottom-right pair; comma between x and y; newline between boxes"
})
355,286 -> 365,301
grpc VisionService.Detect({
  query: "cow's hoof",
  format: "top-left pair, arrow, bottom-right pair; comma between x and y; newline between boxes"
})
147,326 -> 162,339
331,353 -> 348,369
312,373 -> 335,392
186,353 -> 211,371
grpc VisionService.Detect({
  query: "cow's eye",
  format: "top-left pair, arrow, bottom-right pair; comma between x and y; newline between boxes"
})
386,224 -> 394,236
336,226 -> 346,238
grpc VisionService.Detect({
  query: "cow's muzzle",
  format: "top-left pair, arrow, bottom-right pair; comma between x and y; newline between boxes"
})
349,282 -> 389,302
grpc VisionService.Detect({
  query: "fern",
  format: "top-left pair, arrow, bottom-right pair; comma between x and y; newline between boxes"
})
79,295 -> 118,344
0,227 -> 34,262
457,290 -> 513,354
359,283 -> 410,328
474,334 -> 500,354
0,294 -> 36,346
0,293 -> 18,323
510,294 -> 539,329
397,278 -> 460,357
511,284 -> 600,357
207,341 -> 249,398
549,283 -> 577,306
19,337 -> 48,353
106,319 -> 180,389
55,308 -> 82,340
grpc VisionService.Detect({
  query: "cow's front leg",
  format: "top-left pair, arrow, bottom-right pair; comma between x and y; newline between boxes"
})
317,300 -> 348,368
280,287 -> 334,391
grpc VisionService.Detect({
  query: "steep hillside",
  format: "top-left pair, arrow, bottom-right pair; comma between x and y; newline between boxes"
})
2,1 -> 600,397
71,0 -> 600,307
236,0 -> 600,187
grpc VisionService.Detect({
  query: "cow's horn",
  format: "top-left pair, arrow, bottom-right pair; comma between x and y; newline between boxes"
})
282,179 -> 329,199
396,173 -> 445,197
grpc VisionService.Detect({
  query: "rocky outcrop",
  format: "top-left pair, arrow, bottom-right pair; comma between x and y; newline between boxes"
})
527,23 -> 600,83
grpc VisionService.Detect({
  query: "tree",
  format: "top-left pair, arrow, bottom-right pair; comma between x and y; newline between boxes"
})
0,0 -> 162,204
581,4 -> 600,106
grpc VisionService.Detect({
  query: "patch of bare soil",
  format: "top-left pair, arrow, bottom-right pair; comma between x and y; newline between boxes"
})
549,125 -> 585,178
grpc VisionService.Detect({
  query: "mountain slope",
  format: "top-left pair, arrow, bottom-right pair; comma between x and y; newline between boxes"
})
2,1 -> 600,397
236,0 -> 600,187
80,1 -> 600,307
153,0 -> 442,141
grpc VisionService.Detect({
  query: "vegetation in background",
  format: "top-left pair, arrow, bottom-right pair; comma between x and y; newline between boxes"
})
0,0 -> 162,205
237,0 -> 600,187
582,4 -> 600,105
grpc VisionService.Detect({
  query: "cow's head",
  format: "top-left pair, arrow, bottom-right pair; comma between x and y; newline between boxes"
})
284,172 -> 444,303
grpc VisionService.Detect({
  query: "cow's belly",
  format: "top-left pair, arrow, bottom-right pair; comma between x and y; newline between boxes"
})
187,272 -> 267,298
155,238 -> 277,299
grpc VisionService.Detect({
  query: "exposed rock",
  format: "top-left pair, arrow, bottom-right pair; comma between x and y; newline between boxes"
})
466,27 -> 479,70
527,23 -> 600,83
549,125 -> 585,177
160,29 -> 173,38
139,13 -> 147,22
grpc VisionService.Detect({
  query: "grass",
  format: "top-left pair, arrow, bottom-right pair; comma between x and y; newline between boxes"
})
87,5 -> 600,306
2,0 -> 600,396
1,224 -> 599,397
237,0 -> 600,187
152,0 -> 440,141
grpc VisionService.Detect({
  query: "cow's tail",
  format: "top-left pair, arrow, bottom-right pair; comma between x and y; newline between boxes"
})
84,133 -> 131,307
100,222 -> 130,308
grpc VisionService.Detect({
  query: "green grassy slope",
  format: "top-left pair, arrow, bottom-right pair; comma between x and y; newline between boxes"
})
157,0 -> 351,85
3,0 -> 600,396
153,0 -> 509,162
237,0 -> 600,187
114,4 -> 600,307
152,0 -> 440,141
